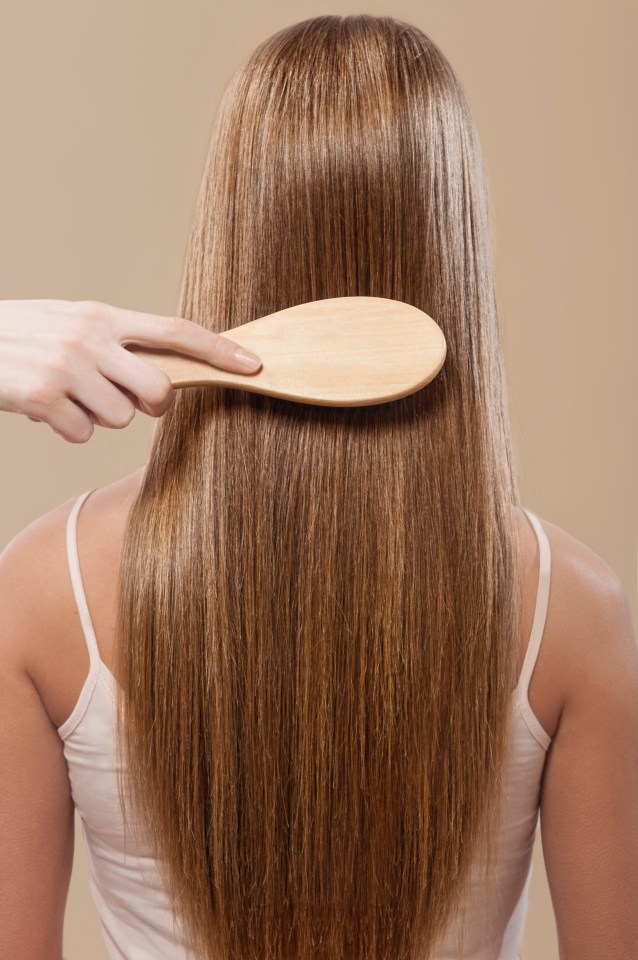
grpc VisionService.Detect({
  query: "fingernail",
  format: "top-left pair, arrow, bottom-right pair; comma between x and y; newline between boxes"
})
234,348 -> 262,371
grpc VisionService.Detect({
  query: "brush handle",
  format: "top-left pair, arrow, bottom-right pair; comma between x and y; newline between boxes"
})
126,331 -> 260,390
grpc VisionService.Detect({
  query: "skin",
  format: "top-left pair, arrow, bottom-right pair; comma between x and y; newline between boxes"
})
0,482 -> 637,958
0,299 -> 262,442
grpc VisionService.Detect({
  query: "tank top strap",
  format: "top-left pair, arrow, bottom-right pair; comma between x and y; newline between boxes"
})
66,489 -> 100,668
516,508 -> 552,748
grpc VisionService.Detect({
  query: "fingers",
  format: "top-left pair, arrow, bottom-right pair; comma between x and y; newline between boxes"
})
26,361 -> 146,441
30,395 -> 96,444
26,379 -> 148,442
103,303 -> 263,373
24,338 -> 175,440
14,300 -> 260,444
96,347 -> 174,417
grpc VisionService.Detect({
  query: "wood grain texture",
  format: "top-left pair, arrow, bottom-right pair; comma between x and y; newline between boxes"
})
127,297 -> 447,407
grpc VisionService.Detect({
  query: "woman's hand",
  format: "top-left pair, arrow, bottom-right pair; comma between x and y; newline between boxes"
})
0,299 -> 262,443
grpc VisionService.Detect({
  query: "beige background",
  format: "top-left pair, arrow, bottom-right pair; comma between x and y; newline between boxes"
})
1,1 -> 636,957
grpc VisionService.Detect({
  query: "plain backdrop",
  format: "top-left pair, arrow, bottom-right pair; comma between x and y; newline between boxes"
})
0,2 -> 636,958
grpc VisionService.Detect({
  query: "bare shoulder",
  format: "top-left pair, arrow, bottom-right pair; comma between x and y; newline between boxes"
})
0,492 -> 81,678
0,466 -> 144,555
0,467 -> 144,576
536,513 -> 635,704
513,506 -> 635,700
513,503 -> 627,599
540,512 -> 629,600
0,468 -> 144,677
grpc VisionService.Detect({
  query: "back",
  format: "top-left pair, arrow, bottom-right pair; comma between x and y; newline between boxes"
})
57,492 -> 550,959
2,482 -> 636,959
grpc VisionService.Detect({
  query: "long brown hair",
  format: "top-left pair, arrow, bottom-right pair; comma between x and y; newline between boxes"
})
115,14 -> 522,959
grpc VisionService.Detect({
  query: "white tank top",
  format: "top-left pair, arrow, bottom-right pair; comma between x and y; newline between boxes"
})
59,490 -> 553,960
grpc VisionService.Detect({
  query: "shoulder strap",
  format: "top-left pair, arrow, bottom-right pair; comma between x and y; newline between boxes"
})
65,489 -> 100,669
517,509 -> 552,690
515,509 -> 552,747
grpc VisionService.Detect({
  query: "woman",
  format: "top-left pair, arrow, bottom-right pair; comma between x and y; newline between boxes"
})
1,14 -> 636,960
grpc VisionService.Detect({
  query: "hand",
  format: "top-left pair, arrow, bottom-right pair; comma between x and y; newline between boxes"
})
0,299 -> 262,443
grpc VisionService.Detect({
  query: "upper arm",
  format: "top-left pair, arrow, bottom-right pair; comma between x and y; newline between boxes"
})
0,509 -> 76,960
539,530 -> 638,959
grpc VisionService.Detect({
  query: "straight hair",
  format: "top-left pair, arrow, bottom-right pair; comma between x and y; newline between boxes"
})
115,14 -> 522,960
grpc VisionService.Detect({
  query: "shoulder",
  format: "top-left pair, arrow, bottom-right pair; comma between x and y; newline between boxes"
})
0,468 -> 144,678
515,507 -> 636,714
0,494 -> 79,675
512,503 -> 628,606
539,513 -> 632,657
